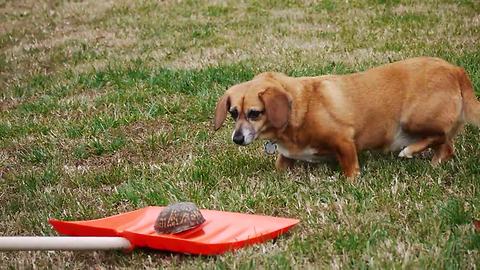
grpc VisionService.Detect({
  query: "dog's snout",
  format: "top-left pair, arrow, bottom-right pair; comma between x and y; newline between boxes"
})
232,131 -> 245,145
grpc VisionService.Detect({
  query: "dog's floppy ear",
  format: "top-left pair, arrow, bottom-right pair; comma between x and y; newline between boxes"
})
259,87 -> 291,129
214,93 -> 230,131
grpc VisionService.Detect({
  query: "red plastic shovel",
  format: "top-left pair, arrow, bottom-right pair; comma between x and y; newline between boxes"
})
0,206 -> 299,255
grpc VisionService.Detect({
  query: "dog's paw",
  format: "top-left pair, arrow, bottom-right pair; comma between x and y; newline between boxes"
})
398,147 -> 413,158
346,170 -> 361,182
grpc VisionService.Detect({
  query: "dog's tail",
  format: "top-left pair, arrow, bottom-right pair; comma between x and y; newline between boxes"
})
458,67 -> 480,127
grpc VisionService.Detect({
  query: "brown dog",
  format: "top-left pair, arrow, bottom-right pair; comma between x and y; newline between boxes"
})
213,57 -> 480,178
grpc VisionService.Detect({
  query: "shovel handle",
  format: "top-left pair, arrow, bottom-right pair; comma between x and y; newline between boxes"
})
0,237 -> 132,251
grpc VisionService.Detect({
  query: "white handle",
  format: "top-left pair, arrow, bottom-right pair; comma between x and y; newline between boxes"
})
0,237 -> 132,251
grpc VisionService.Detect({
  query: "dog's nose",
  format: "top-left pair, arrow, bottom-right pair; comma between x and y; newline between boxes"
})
232,132 -> 244,145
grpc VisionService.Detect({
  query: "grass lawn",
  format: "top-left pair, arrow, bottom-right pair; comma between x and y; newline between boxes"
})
1,0 -> 480,268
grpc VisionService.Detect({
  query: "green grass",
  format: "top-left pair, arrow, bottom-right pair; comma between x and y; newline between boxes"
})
1,0 -> 480,268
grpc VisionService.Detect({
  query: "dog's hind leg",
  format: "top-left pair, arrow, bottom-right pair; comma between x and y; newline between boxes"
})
430,120 -> 464,165
431,140 -> 454,165
276,154 -> 295,170
398,135 -> 446,158
398,100 -> 460,160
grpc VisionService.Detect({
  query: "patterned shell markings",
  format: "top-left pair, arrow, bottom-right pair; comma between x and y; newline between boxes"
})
154,202 -> 206,234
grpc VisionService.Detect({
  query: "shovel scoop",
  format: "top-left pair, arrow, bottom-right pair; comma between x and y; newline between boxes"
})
0,206 -> 299,255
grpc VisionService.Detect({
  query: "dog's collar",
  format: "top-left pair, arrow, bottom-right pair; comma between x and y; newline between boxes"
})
264,140 -> 277,155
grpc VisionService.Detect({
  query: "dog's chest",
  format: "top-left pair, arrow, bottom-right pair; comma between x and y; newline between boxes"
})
277,144 -> 324,162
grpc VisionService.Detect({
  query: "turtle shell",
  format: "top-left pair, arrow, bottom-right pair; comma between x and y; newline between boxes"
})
154,202 -> 206,234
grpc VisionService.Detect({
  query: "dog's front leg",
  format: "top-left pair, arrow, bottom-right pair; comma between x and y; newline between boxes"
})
334,139 -> 360,179
275,154 -> 295,170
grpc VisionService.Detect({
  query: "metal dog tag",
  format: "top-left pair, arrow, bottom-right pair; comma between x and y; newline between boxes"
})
264,141 -> 277,155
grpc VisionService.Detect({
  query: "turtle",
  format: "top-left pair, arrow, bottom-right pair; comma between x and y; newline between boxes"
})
154,202 -> 206,234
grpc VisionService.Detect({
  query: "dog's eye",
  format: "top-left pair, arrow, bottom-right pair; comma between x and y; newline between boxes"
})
229,109 -> 238,119
247,110 -> 263,120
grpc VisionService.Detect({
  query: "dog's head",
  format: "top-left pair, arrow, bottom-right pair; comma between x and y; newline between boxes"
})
213,76 -> 291,145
